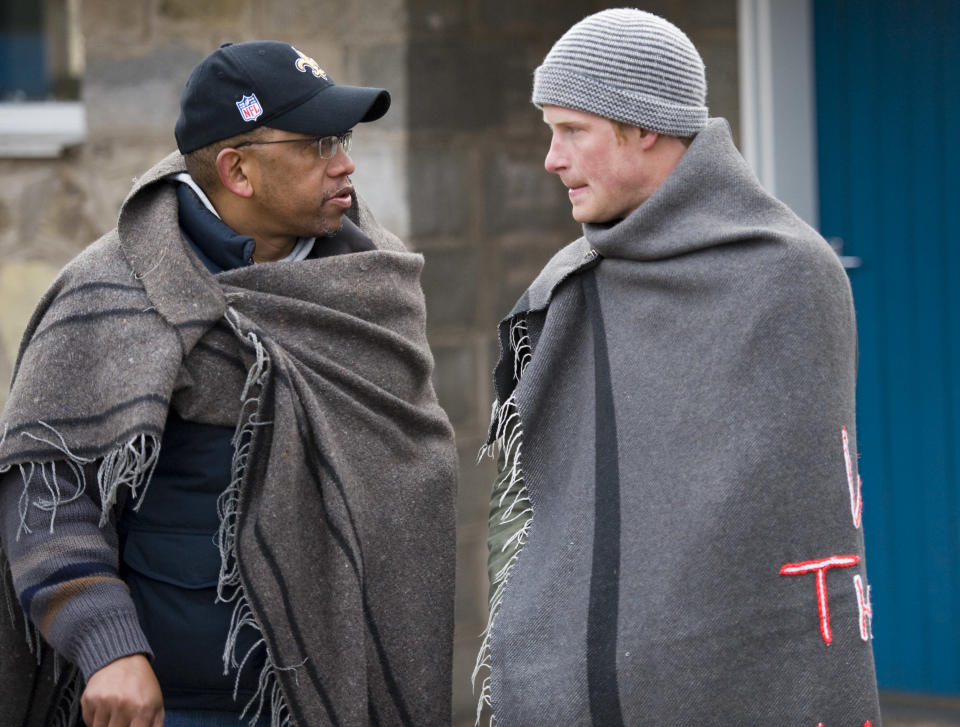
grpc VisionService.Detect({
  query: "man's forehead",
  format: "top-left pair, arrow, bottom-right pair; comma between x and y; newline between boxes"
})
542,105 -> 605,126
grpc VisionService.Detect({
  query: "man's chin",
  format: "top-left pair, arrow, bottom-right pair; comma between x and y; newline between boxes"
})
319,214 -> 345,237
571,208 -> 599,224
572,205 -> 621,225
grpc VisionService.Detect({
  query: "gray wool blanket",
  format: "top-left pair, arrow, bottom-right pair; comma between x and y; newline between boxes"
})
0,152 -> 458,727
478,119 -> 881,725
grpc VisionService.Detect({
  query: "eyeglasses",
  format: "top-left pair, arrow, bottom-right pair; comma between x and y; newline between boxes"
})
233,130 -> 352,159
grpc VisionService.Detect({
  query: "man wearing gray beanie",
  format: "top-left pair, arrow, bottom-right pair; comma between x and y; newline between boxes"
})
476,8 -> 881,726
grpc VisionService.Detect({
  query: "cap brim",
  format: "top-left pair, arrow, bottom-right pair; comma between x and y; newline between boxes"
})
267,84 -> 390,137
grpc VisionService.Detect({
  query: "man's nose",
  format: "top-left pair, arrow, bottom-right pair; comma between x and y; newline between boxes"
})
328,147 -> 355,177
544,136 -> 566,173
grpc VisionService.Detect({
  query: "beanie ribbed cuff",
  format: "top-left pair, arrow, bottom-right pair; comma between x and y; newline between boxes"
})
533,66 -> 707,137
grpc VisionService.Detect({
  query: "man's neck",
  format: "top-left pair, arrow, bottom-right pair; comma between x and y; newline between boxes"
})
250,235 -> 299,263
177,174 -> 304,264
204,186 -> 298,263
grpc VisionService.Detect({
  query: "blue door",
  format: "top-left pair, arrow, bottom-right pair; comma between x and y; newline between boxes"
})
814,0 -> 960,695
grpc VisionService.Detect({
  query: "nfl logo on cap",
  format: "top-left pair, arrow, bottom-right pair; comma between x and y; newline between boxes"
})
236,93 -> 263,122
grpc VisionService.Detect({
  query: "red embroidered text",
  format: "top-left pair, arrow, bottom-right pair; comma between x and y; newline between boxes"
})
854,574 -> 873,641
780,555 -> 860,644
842,426 -> 863,528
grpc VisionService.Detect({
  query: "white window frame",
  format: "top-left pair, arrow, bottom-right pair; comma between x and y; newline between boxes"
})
0,101 -> 86,158
738,0 -> 819,228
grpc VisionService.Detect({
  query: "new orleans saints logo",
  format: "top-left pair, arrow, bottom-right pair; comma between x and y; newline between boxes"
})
292,47 -> 328,79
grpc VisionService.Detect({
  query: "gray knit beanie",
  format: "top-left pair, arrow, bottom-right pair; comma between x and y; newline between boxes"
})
533,8 -> 708,137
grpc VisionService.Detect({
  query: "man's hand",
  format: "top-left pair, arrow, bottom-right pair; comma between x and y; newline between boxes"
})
80,654 -> 164,727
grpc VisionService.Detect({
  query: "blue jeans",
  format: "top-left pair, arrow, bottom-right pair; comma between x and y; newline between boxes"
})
164,710 -> 271,727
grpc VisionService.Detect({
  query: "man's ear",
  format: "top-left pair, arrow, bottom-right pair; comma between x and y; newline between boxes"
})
637,127 -> 660,151
215,148 -> 255,199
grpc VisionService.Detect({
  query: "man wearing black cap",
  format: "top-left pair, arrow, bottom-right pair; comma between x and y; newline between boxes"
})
0,41 -> 457,727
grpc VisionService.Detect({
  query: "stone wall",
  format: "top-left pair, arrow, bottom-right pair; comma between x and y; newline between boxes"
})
0,1 -> 739,724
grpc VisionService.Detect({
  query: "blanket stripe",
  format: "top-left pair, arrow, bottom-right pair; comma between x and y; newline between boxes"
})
583,269 -> 625,727
291,392 -> 417,726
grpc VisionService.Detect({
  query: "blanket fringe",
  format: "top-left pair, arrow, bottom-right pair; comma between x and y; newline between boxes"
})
50,666 -> 82,727
218,309 -> 291,727
97,432 -> 160,526
510,317 -> 532,382
11,423 -> 159,534
237,646 -> 297,727
473,316 -> 534,726
0,423 -> 8,469
18,423 -> 92,533
1,426 -> 162,721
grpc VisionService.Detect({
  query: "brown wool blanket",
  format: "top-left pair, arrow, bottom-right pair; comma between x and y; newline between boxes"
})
0,152 -> 458,727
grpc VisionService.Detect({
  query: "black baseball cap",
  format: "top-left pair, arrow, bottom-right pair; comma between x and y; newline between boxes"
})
175,41 -> 390,154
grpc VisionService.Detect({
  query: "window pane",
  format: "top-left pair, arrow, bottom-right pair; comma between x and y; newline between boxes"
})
0,0 -> 46,100
0,0 -> 81,101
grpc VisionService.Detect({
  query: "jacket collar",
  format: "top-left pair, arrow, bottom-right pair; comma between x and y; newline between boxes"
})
176,182 -> 255,273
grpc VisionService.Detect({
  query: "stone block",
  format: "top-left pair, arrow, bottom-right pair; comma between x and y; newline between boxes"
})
255,0 -> 406,42
83,42 -> 205,139
476,0 -> 598,36
420,248 -> 483,329
406,145 -> 470,238
83,79 -> 181,141
0,197 -> 10,238
407,0 -> 468,38
82,40 -> 202,95
482,150 -> 571,235
349,130 -> 410,239
158,0 -> 246,23
406,42 -> 504,132
0,163 -> 34,261
686,0 -> 738,31
29,177 -> 96,252
81,0 -> 148,43
1,162 -> 102,264
637,0 -> 688,26
343,43 -> 406,132
432,342 -> 477,430
500,42 -> 556,138
698,33 -> 741,138
79,142 -> 181,226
